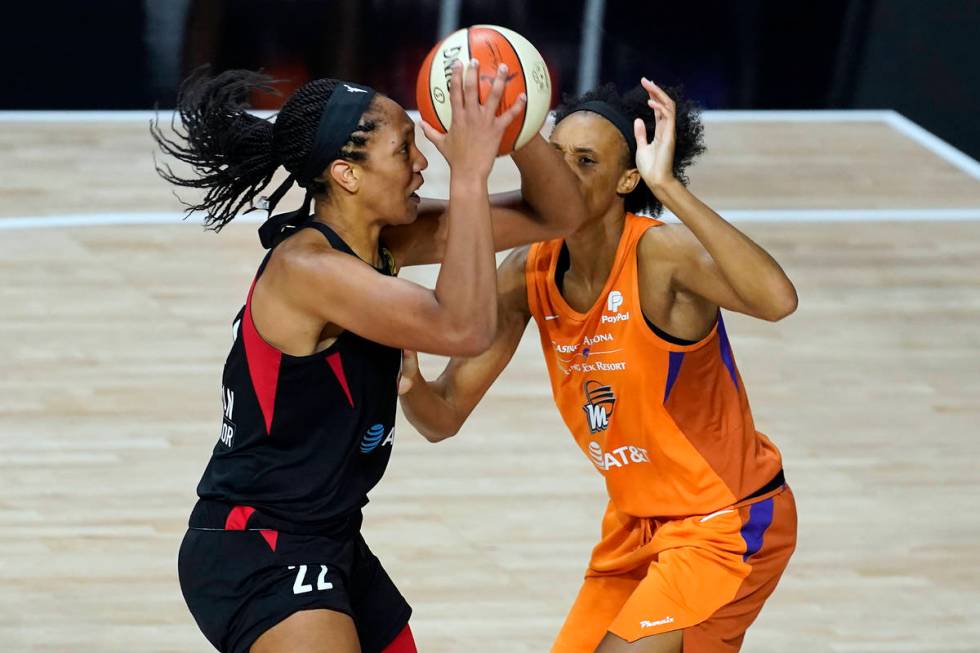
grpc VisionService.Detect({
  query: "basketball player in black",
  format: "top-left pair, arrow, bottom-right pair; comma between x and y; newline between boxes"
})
152,60 -> 586,653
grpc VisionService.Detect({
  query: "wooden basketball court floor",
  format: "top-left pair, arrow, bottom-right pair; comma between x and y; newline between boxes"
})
1,110 -> 978,652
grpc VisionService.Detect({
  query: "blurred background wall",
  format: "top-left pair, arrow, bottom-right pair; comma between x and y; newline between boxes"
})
3,0 -> 977,157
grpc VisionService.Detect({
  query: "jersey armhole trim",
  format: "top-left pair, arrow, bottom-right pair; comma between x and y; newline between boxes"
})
631,217 -> 717,353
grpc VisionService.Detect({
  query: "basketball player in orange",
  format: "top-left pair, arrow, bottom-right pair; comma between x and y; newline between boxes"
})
398,78 -> 798,652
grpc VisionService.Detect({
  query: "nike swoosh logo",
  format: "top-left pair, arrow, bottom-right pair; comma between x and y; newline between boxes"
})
699,509 -> 735,523
544,315 -> 559,321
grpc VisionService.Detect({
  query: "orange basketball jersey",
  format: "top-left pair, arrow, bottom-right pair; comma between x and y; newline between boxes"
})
525,213 -> 783,518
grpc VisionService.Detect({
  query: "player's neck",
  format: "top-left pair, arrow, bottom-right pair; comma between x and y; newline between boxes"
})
312,199 -> 383,267
564,205 -> 627,286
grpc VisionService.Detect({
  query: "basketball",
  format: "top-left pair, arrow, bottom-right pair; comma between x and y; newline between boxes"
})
416,25 -> 552,156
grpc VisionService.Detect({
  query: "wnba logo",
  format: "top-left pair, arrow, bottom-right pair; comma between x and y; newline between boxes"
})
582,380 -> 615,433
360,424 -> 394,454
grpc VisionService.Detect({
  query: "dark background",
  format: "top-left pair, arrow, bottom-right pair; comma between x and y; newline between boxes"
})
4,0 -> 978,158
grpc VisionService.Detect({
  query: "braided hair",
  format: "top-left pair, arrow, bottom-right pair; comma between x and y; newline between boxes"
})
151,67 -> 380,231
554,83 -> 706,216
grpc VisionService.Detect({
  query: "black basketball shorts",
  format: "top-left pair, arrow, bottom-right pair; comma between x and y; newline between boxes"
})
178,526 -> 412,653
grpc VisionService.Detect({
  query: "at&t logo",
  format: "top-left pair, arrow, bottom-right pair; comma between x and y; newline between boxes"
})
360,424 -> 395,453
588,441 -> 652,472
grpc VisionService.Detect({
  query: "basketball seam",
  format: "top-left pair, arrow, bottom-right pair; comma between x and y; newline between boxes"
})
493,30 -> 529,151
463,28 -> 473,136
433,29 -> 472,134
429,48 -> 448,132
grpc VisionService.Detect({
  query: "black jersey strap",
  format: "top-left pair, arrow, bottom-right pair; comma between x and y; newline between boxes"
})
253,248 -> 276,280
301,221 -> 368,269
301,221 -> 356,256
259,217 -> 395,275
301,221 -> 397,276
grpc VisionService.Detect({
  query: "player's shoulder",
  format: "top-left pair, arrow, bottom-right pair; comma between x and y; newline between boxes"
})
637,220 -> 696,260
274,229 -> 367,278
499,246 -> 532,316
498,245 -> 531,292
512,237 -> 561,275
502,244 -> 532,271
260,231 -> 375,313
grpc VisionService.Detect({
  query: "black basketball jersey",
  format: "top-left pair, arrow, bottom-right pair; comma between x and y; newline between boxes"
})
193,222 -> 402,531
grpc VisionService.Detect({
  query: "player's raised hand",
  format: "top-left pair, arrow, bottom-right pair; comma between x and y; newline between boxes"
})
420,60 -> 526,179
633,77 -> 677,192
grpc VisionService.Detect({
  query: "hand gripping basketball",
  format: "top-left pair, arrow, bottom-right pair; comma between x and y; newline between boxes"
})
417,25 -> 553,156
419,60 -> 526,179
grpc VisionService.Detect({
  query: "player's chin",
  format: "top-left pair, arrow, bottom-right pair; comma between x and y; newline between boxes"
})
400,193 -> 422,223
392,197 -> 419,224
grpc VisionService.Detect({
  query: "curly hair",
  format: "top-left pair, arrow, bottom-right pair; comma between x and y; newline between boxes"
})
554,83 -> 706,216
151,67 -> 380,231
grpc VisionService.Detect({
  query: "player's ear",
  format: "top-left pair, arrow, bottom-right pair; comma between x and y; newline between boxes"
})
327,160 -> 361,193
617,168 -> 641,195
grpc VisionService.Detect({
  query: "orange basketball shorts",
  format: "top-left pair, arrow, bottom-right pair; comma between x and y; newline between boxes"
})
552,487 -> 797,653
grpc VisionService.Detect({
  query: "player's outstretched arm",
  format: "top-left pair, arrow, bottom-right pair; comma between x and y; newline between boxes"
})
634,78 -> 797,322
398,248 -> 531,442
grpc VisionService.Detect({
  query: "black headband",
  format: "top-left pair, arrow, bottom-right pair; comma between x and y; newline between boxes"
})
299,81 -> 376,183
257,81 -> 377,249
563,100 -> 638,161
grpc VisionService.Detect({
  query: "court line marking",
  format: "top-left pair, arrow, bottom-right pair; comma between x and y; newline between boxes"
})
0,109 -> 976,198
881,112 -> 980,180
701,110 -> 896,122
663,208 -> 980,223
2,208 -> 979,231
0,110 -> 277,122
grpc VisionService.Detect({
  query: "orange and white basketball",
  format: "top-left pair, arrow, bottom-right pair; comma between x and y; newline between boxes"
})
416,25 -> 552,156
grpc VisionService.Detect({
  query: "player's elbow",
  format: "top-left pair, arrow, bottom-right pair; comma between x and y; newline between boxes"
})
412,409 -> 462,442
562,200 -> 589,234
761,283 -> 798,322
466,325 -> 497,355
420,424 -> 459,443
404,405 -> 461,443
442,317 -> 496,356
540,196 -> 588,239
